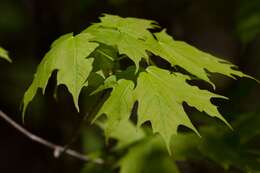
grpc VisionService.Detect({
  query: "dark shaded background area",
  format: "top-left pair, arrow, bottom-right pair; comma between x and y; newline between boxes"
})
0,0 -> 260,173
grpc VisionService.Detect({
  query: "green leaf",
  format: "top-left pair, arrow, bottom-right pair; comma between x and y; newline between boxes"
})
135,66 -> 229,152
170,133 -> 202,161
236,0 -> 260,43
106,119 -> 145,149
22,33 -> 99,116
146,30 -> 251,86
119,137 -> 180,173
0,47 -> 12,62
94,79 -> 135,139
91,75 -> 117,95
175,125 -> 260,172
91,44 -> 117,76
233,111 -> 260,144
98,14 -> 158,39
84,14 -> 158,70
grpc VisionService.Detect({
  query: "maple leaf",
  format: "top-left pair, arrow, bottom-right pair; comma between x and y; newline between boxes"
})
22,33 -> 99,116
146,30 -> 251,86
84,14 -> 158,70
105,119 -> 179,173
0,47 -> 12,62
97,14 -> 158,39
118,136 -> 180,173
170,122 -> 260,172
94,79 -> 135,139
134,66 -> 229,152
105,119 -> 145,149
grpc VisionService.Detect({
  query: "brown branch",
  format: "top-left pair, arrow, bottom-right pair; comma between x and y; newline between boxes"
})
0,110 -> 104,164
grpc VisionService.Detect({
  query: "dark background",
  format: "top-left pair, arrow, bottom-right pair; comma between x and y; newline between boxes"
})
0,0 -> 260,173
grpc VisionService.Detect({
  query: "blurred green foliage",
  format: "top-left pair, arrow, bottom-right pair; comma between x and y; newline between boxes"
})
236,0 -> 260,43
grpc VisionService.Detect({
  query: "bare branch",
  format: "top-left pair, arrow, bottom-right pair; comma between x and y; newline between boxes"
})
0,110 -> 104,164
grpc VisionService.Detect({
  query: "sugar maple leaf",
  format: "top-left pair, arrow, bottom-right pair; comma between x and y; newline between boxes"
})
146,30 -> 251,86
135,66 -> 230,152
22,33 -> 99,116
105,119 -> 145,149
84,14 -> 158,70
94,79 -> 135,139
98,14 -> 157,38
118,136 -> 180,173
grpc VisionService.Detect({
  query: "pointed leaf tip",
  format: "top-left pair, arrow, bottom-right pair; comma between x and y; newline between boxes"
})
0,47 -> 12,62
22,33 -> 99,117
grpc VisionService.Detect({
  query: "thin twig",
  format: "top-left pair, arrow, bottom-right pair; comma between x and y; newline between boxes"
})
0,110 -> 104,164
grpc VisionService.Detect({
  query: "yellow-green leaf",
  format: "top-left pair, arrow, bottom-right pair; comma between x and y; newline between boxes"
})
0,47 -> 12,62
146,30 -> 251,86
84,14 -> 158,70
106,119 -> 145,149
119,136 -> 180,173
22,33 -> 99,117
94,79 -> 135,139
135,66 -> 229,152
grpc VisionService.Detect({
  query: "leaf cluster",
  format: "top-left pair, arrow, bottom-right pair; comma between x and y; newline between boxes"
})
22,14 -> 252,154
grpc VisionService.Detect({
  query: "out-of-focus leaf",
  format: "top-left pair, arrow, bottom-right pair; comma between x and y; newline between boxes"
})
170,123 -> 260,172
236,0 -> 260,43
108,120 -> 145,149
0,47 -> 11,62
119,137 -> 180,173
